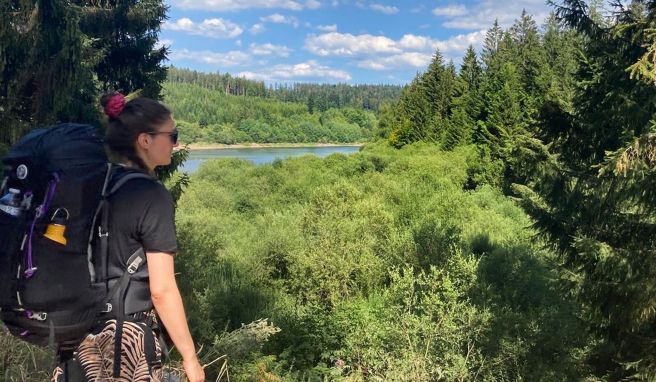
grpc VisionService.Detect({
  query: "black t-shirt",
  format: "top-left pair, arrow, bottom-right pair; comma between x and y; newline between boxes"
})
105,170 -> 177,281
100,168 -> 177,314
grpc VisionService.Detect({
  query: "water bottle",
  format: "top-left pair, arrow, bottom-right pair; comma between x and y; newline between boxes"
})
0,188 -> 23,217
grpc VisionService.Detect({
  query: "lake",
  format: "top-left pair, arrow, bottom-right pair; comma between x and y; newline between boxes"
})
180,145 -> 361,173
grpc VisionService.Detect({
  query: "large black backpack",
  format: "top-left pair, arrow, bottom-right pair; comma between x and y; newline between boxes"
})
0,123 -> 150,347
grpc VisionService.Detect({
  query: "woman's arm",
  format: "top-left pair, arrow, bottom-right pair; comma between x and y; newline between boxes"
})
147,251 -> 205,382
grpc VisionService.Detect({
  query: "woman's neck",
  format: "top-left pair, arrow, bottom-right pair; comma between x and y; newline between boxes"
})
118,160 -> 154,175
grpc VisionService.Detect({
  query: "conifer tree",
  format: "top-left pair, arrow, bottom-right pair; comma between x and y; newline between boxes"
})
74,0 -> 168,98
509,10 -> 547,104
481,20 -> 504,71
457,45 -> 484,121
514,1 -> 656,377
389,76 -> 431,146
0,0 -> 98,152
442,108 -> 473,150
0,0 -> 36,150
460,45 -> 483,92
421,49 -> 456,120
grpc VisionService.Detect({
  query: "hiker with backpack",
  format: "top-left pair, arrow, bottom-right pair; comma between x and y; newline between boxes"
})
0,93 -> 203,381
56,93 -> 205,381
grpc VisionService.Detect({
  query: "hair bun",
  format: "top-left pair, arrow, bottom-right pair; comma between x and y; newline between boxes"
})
103,93 -> 126,119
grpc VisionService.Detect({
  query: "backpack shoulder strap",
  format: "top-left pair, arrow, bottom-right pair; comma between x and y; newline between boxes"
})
105,169 -> 154,197
97,167 -> 154,282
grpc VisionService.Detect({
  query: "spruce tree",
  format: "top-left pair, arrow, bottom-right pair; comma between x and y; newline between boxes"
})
389,76 -> 431,146
421,49 -> 456,120
74,0 -> 168,98
460,45 -> 483,92
457,45 -> 484,121
0,0 -> 97,152
509,10 -> 547,104
515,1 -> 656,378
481,19 -> 504,71
0,0 -> 35,150
442,108 -> 473,150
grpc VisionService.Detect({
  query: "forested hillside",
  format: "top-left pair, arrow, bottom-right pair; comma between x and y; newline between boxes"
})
164,68 -> 403,145
168,66 -> 403,111
163,82 -> 378,144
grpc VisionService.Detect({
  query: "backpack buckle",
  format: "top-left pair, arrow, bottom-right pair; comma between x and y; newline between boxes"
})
101,303 -> 113,313
27,311 -> 47,321
127,257 -> 143,274
98,226 -> 108,238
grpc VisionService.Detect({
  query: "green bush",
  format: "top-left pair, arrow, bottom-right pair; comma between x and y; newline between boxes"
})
173,141 -> 589,380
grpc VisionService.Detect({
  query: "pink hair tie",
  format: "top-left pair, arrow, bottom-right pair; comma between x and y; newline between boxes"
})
104,93 -> 126,119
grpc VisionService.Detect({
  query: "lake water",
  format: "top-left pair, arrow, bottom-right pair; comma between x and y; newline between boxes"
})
181,145 -> 361,172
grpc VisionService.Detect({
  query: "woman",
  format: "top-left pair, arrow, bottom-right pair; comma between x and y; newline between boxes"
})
52,94 -> 204,382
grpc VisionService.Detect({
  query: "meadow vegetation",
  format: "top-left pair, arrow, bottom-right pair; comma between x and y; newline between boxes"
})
172,142 -> 588,381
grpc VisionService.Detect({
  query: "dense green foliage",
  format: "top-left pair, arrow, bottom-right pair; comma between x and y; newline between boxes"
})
74,0 -> 169,99
0,0 -> 168,156
163,82 -> 378,144
168,66 -> 403,111
381,3 -> 656,380
515,2 -> 656,379
174,143 -> 587,380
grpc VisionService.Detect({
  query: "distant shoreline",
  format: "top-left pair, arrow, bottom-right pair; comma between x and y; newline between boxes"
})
184,142 -> 365,150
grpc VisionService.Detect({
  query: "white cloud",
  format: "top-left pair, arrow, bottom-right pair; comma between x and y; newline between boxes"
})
317,24 -> 337,32
399,30 -> 486,53
304,30 -> 486,71
249,43 -> 292,57
260,13 -> 300,27
305,32 -> 401,56
436,30 -> 486,52
235,39 -> 242,46
437,0 -> 551,30
164,18 -> 243,39
358,52 -> 432,70
397,34 -> 436,51
169,49 -> 250,67
238,60 -> 352,82
249,23 -> 265,34
306,30 -> 485,58
305,0 -> 321,8
170,0 -> 320,11
370,3 -> 399,14
432,5 -> 468,17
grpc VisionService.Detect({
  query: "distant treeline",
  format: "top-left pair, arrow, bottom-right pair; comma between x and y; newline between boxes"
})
167,66 -> 403,111
163,82 -> 378,144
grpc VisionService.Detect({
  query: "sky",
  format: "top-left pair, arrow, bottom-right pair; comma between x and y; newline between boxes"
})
160,0 -> 554,85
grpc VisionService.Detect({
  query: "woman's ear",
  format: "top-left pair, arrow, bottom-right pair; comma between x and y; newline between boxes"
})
136,132 -> 151,150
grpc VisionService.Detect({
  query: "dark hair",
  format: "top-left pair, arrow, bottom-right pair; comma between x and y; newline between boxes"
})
101,93 -> 172,171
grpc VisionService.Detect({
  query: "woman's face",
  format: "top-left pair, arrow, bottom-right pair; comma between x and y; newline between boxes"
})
137,116 -> 179,171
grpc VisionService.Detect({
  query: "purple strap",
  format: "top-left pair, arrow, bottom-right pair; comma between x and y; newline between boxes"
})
24,173 -> 59,278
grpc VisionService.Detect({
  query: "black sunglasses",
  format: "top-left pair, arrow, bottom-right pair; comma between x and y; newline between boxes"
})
148,129 -> 178,144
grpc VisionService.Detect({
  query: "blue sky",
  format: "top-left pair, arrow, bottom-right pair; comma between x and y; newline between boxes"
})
161,0 -> 553,85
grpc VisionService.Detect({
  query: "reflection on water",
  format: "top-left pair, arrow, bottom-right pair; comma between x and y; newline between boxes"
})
180,146 -> 361,173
